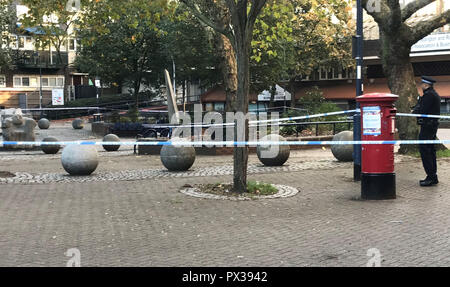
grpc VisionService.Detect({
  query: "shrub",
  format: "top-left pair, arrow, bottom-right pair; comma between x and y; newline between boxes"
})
297,86 -> 346,135
126,107 -> 140,123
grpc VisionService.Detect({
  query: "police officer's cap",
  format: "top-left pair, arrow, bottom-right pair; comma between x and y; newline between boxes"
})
421,76 -> 436,85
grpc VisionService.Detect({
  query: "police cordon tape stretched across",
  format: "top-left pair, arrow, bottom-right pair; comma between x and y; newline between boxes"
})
2,140 -> 450,147
141,109 -> 360,129
1,109 -> 449,147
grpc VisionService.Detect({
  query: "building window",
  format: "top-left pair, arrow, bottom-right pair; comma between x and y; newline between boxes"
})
49,77 -> 56,86
214,102 -> 225,112
205,103 -> 213,112
69,38 -> 75,51
30,77 -> 37,87
21,77 -> 30,86
0,76 -> 5,87
25,37 -> 33,50
18,36 -> 25,49
13,76 -> 64,87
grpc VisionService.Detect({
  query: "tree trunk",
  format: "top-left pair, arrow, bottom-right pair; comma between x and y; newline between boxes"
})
269,84 -> 276,108
215,33 -> 237,112
232,37 -> 250,193
134,78 -> 141,109
380,30 -> 419,154
289,78 -> 296,108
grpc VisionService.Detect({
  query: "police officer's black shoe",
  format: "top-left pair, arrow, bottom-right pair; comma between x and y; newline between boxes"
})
420,176 -> 438,186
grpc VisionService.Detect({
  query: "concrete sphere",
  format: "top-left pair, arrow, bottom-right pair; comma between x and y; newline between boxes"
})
331,131 -> 354,162
61,144 -> 99,175
257,134 -> 290,166
38,118 -> 50,129
102,134 -> 121,152
160,138 -> 196,171
72,118 -> 84,129
41,137 -> 61,154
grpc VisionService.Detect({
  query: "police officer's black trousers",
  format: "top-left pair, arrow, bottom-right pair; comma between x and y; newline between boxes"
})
419,124 -> 439,179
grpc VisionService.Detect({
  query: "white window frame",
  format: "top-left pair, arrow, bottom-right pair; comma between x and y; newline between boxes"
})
0,75 -> 6,87
13,75 -> 65,88
18,36 -> 25,49
69,38 -> 76,51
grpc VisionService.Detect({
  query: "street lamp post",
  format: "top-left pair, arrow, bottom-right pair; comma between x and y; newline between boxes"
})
353,0 -> 364,181
34,51 -> 43,110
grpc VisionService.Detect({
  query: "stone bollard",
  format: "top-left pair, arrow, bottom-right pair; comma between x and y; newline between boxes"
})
102,134 -> 121,152
257,134 -> 290,166
38,118 -> 50,129
61,145 -> 99,175
331,131 -> 354,162
41,137 -> 61,154
160,138 -> 196,171
72,118 -> 84,129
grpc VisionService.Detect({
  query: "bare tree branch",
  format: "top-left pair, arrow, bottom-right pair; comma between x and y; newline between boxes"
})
387,0 -> 402,28
401,0 -> 436,22
179,0 -> 233,40
361,0 -> 391,26
248,0 -> 266,23
410,8 -> 450,44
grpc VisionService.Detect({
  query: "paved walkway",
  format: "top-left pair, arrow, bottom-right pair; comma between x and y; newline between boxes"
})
0,144 -> 450,266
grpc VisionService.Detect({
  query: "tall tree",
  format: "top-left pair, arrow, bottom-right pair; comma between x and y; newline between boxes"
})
363,0 -> 450,153
250,0 -> 353,107
0,0 -> 15,70
250,0 -> 297,107
180,0 -> 267,193
158,8 -> 222,105
20,0 -> 82,101
76,0 -> 174,108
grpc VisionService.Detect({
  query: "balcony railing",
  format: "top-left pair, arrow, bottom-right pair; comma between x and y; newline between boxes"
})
14,50 -> 69,69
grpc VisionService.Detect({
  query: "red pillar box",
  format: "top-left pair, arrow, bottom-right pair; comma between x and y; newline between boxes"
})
356,93 -> 398,200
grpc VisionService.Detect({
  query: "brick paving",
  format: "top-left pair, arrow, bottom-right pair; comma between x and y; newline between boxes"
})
0,143 -> 450,267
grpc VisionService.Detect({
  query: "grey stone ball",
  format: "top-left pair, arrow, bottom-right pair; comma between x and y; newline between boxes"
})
331,131 -> 354,162
160,138 -> 196,171
102,134 -> 121,151
41,137 -> 60,154
61,144 -> 99,176
257,134 -> 290,166
72,118 -> 84,129
38,118 -> 50,129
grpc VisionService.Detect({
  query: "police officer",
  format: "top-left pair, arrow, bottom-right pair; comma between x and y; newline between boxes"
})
413,76 -> 441,187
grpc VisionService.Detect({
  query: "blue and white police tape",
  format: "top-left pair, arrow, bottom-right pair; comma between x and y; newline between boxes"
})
1,139 -> 449,147
151,109 -> 359,129
21,107 -> 105,111
396,113 -> 450,120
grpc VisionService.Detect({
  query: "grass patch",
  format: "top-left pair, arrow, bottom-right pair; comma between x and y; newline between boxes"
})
411,149 -> 450,158
247,181 -> 278,195
193,181 -> 278,198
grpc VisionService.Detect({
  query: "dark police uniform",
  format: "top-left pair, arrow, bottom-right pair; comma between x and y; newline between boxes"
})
413,76 -> 441,186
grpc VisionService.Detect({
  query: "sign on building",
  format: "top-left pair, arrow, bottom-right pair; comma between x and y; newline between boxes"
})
52,89 -> 64,106
257,85 -> 292,102
411,33 -> 450,52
